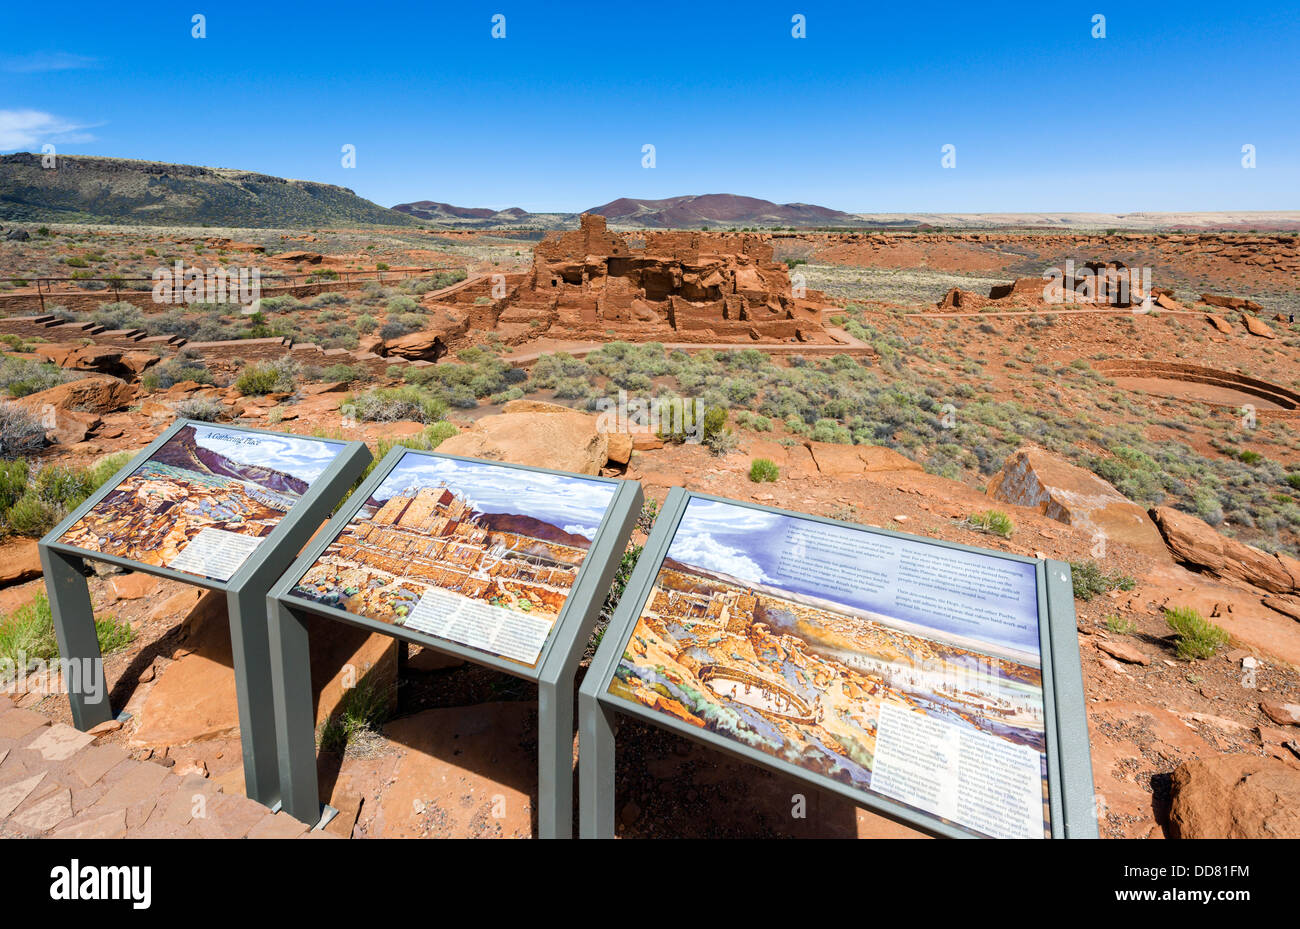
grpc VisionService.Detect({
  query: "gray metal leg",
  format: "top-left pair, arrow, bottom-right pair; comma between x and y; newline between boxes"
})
226,585 -> 281,807
578,690 -> 617,839
38,546 -> 112,731
268,597 -> 322,825
537,675 -> 575,839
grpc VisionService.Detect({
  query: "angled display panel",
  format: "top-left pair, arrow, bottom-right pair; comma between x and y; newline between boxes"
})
269,447 -> 643,837
58,422 -> 349,585
285,451 -> 618,669
582,489 -> 1097,839
40,419 -> 372,809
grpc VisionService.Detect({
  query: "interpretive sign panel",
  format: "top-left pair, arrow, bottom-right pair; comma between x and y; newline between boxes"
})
580,488 -> 1097,839
59,422 -> 348,583
285,452 -> 619,668
40,419 -> 372,809
269,447 -> 642,836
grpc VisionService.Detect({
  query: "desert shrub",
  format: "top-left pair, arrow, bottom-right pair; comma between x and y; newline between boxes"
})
355,314 -> 378,334
0,358 -> 73,398
319,364 -> 362,385
175,398 -> 224,422
318,670 -> 393,754
140,354 -> 213,390
702,407 -> 737,456
235,358 -> 298,396
312,292 -> 349,307
1105,614 -> 1137,635
0,593 -> 133,671
342,386 -> 447,424
378,321 -> 411,340
967,509 -> 1014,538
90,301 -> 145,330
749,458 -> 780,483
1069,560 -> 1136,601
1165,606 -> 1229,660
0,402 -> 46,458
386,295 -> 419,315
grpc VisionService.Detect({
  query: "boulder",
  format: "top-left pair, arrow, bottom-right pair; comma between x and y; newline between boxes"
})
1260,701 -> 1300,727
0,541 -> 42,587
986,447 -> 1169,560
12,375 -> 133,415
1243,314 -> 1276,339
380,330 -> 449,361
803,442 -> 921,479
1168,755 -> 1300,838
1205,313 -> 1233,334
1201,293 -> 1263,312
1149,506 -> 1295,594
6,228 -> 30,242
437,410 -> 610,475
1154,292 -> 1184,311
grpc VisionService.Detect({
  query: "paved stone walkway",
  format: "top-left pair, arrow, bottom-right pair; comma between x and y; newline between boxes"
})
0,693 -> 320,839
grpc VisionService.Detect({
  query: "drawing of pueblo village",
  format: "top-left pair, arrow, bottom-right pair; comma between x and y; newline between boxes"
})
290,455 -> 616,664
59,424 -> 345,579
610,498 -> 1050,835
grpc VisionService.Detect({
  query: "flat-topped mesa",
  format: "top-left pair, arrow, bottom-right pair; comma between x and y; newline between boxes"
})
523,214 -> 835,344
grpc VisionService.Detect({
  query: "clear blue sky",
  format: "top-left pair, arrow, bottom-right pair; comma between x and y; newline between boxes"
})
2,1 -> 1296,213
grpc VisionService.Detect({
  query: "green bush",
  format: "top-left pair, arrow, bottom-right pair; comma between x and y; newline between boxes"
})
234,358 -> 298,396
967,509 -> 1014,538
141,355 -> 213,391
1105,614 -> 1137,635
0,357 -> 73,398
1165,606 -> 1229,660
0,593 -> 133,671
1070,560 -> 1136,601
749,458 -> 780,483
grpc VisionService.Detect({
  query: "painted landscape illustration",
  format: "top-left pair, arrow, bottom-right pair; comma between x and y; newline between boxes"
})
609,498 -> 1050,837
290,455 -> 616,665
59,423 -> 345,580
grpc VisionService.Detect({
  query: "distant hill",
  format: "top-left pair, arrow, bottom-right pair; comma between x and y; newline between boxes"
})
585,194 -> 855,228
389,192 -> 858,230
0,153 -> 417,228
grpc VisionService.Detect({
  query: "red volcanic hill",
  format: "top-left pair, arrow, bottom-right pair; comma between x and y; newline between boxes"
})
476,512 -> 593,549
585,194 -> 855,228
151,424 -> 309,496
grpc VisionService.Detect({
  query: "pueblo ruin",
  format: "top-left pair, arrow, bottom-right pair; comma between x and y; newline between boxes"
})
378,214 -> 838,360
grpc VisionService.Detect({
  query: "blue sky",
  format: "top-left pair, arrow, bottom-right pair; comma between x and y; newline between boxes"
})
2,1 -> 1296,212
189,425 -> 345,483
371,453 -> 616,539
667,498 -> 1040,656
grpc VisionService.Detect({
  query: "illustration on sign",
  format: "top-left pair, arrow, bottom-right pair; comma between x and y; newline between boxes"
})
59,424 -> 347,582
608,497 -> 1050,838
289,455 -> 617,667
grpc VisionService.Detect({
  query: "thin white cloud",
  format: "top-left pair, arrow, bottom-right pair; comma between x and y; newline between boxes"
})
2,52 -> 98,73
0,109 -> 98,150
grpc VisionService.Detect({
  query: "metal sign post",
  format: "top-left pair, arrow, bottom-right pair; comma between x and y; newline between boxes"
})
267,447 -> 642,837
580,487 -> 1098,839
38,419 -> 372,809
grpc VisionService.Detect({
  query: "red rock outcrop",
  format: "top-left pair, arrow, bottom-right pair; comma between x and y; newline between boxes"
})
1168,755 -> 1300,838
986,446 -> 1169,560
1149,506 -> 1299,594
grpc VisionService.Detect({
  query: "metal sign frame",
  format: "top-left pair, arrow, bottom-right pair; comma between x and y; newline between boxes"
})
267,446 -> 643,838
37,418 -> 372,809
579,487 -> 1098,839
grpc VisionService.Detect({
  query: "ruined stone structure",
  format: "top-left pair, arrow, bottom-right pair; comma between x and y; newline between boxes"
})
519,214 -> 833,343
375,214 -> 837,359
